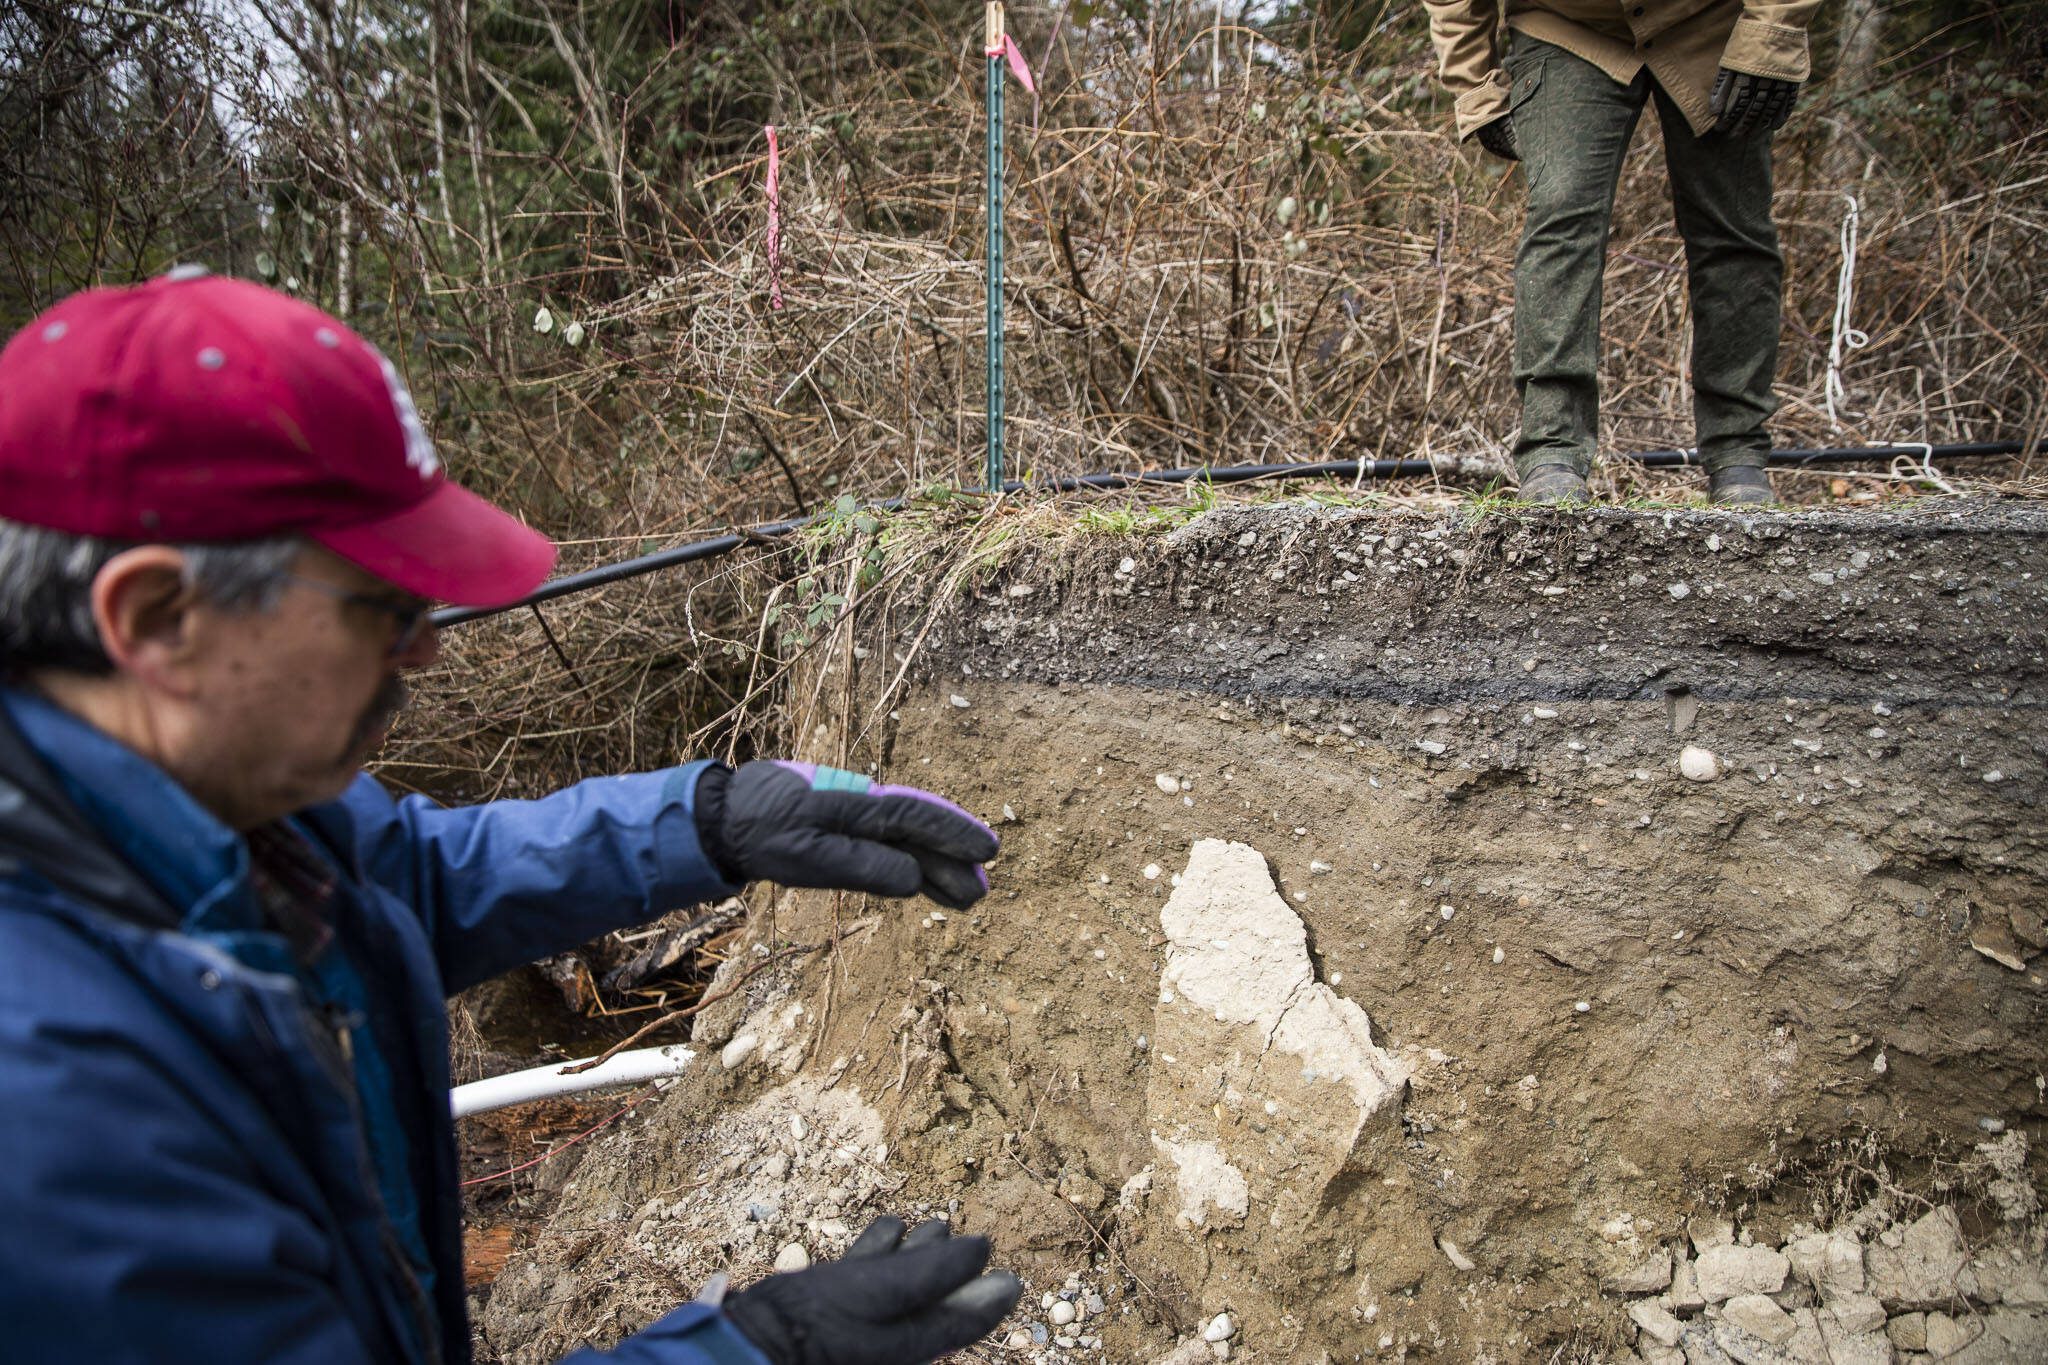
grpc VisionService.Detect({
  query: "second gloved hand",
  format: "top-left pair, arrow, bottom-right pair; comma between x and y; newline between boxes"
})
1709,68 -> 1798,137
695,761 -> 998,909
1475,114 -> 1519,162
723,1216 -> 1023,1365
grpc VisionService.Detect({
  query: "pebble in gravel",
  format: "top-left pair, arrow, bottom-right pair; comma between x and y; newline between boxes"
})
1202,1312 -> 1236,1342
773,1242 -> 810,1272
1679,746 -> 1721,781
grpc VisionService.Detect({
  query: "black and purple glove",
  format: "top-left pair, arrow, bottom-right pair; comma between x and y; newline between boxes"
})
694,761 -> 998,909
1475,114 -> 1519,162
1709,67 -> 1799,137
722,1215 -> 1022,1365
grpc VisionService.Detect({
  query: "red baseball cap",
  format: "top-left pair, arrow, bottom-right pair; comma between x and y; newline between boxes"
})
0,268 -> 555,607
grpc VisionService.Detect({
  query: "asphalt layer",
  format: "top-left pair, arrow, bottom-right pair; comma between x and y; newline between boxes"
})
926,502 -> 2048,710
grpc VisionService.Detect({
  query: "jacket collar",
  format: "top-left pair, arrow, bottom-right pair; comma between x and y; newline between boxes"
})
0,686 -> 262,936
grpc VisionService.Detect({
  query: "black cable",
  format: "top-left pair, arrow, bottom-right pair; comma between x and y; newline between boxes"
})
432,440 -> 2032,628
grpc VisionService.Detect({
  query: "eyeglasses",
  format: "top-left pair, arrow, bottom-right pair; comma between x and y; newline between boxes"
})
286,575 -> 434,657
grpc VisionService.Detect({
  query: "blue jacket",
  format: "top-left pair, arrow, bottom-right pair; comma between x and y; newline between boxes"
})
0,688 -> 772,1365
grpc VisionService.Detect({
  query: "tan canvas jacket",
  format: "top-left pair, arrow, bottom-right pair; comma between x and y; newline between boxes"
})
1423,0 -> 1823,141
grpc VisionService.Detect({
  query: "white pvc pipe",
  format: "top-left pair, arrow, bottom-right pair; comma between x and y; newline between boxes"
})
450,1044 -> 697,1119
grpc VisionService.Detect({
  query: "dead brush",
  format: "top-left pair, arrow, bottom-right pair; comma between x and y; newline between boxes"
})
363,4 -> 2046,804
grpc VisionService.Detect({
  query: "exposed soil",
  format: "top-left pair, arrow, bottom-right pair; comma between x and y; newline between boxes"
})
470,503 -> 2047,1363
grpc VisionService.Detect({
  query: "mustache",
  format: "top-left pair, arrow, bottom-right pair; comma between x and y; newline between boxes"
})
347,676 -> 411,754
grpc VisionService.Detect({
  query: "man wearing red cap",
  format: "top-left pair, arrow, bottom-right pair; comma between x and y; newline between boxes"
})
0,271 -> 1019,1364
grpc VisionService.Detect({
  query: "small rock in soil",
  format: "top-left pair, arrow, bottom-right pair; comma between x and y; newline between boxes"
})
1922,1311 -> 1982,1356
1688,1218 -> 1735,1252
1784,1233 -> 1864,1296
1630,1300 -> 1684,1347
1866,1206 -> 1967,1309
1695,1244 -> 1789,1301
1679,745 -> 1721,782
1720,1292 -> 1796,1344
1886,1312 -> 1927,1350
1970,915 -> 2030,972
1602,1248 -> 1673,1294
1672,1257 -> 1706,1312
1826,1292 -> 1885,1335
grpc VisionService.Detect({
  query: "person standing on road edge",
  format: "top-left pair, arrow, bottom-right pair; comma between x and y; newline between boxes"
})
1422,0 -> 1821,506
0,269 -> 1021,1365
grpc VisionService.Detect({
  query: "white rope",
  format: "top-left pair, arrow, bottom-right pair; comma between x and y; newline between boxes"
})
1824,193 -> 1869,431
1884,442 -> 1961,496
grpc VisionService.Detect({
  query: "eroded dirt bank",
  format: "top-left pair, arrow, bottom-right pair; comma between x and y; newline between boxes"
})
477,504 -> 2046,1363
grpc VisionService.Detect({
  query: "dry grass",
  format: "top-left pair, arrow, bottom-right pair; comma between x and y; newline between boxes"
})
374,9 -> 2048,797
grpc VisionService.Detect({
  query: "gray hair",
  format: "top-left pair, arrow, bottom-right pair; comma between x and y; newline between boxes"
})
0,518 -> 302,677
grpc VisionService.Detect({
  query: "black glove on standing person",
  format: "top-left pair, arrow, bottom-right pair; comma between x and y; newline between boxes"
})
695,761 -> 999,909
1475,114 -> 1520,162
722,1216 -> 1023,1365
1709,68 -> 1799,137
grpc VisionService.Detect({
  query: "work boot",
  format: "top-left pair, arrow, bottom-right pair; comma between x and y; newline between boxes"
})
1519,464 -> 1590,505
1708,465 -> 1774,506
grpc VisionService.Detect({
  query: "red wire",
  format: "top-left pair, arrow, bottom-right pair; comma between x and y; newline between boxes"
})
460,1084 -> 660,1188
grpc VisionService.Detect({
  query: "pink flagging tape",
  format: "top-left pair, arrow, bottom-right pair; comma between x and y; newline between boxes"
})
999,33 -> 1036,94
764,125 -> 784,311
985,34 -> 1040,133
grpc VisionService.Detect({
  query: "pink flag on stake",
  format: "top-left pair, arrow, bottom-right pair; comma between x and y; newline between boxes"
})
999,33 -> 1035,94
764,125 -> 784,311
985,33 -> 1040,134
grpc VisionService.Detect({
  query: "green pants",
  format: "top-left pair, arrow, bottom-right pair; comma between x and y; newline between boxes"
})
1505,35 -> 1782,478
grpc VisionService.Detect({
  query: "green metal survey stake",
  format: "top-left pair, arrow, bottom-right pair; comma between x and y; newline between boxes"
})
984,2 -> 1006,493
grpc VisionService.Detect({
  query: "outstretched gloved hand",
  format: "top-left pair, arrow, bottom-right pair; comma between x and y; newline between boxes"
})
694,761 -> 998,909
1709,68 -> 1799,137
722,1216 -> 1023,1365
